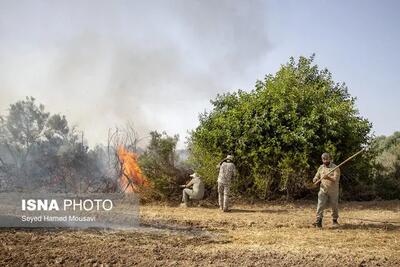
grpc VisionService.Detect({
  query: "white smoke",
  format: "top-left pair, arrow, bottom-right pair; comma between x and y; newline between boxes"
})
0,0 -> 271,148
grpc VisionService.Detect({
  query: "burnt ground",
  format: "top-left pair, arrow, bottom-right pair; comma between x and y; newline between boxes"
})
1,200 -> 399,266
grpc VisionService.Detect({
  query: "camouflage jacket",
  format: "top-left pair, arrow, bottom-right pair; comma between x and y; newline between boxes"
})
217,162 -> 237,184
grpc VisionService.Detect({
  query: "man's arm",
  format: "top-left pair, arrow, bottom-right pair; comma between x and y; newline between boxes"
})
180,178 -> 195,188
217,159 -> 226,169
186,179 -> 195,187
312,167 -> 321,183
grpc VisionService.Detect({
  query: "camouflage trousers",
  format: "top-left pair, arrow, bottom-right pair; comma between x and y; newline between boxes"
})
218,183 -> 230,211
316,190 -> 339,220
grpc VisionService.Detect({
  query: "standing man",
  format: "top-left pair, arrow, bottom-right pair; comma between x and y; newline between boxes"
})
180,173 -> 205,208
312,152 -> 341,228
217,155 -> 237,212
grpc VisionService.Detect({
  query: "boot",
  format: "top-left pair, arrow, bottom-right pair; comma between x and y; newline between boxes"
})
312,218 -> 322,228
332,219 -> 339,227
179,202 -> 188,208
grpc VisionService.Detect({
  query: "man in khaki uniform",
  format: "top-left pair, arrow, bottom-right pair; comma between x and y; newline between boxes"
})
180,173 -> 205,207
312,152 -> 341,228
217,155 -> 237,212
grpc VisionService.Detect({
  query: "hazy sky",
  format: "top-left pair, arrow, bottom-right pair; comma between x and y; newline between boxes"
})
0,0 -> 399,148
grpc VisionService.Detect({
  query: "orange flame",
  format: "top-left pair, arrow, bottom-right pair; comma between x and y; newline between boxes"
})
117,146 -> 149,193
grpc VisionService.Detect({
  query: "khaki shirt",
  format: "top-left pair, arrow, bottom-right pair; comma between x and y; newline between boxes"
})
313,163 -> 340,194
189,177 -> 205,197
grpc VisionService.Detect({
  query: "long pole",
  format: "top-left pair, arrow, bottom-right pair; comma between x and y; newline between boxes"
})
313,148 -> 366,185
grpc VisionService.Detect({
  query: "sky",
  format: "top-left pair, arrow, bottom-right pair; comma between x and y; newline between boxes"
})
0,0 -> 399,148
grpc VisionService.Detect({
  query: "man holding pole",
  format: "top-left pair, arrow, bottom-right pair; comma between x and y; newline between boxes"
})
312,152 -> 341,228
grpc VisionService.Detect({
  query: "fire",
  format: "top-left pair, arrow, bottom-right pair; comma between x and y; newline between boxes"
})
117,146 -> 149,193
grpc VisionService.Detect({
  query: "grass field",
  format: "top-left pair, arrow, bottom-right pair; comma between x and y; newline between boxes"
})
1,200 -> 399,266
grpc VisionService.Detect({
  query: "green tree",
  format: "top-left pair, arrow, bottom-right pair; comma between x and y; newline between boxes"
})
139,131 -> 188,199
189,55 -> 372,200
44,114 -> 70,143
0,97 -> 96,192
1,97 -> 49,170
146,131 -> 179,168
372,132 -> 400,199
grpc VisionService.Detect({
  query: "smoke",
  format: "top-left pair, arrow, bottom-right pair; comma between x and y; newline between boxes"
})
0,0 -> 271,148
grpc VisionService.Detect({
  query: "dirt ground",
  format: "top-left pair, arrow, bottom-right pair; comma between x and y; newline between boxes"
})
1,200 -> 399,266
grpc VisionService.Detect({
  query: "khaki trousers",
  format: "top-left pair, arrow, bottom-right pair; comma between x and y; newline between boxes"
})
316,190 -> 339,220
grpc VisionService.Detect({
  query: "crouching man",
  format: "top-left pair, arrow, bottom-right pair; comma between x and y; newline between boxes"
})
313,152 -> 341,228
180,173 -> 205,207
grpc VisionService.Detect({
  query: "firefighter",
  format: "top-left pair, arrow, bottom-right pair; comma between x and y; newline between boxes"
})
217,155 -> 237,212
180,172 -> 205,207
312,152 -> 341,228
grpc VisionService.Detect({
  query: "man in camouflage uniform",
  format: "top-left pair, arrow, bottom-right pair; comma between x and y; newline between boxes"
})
217,155 -> 237,212
312,152 -> 341,228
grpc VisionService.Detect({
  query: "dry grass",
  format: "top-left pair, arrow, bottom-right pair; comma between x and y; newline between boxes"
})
141,200 -> 400,265
0,200 -> 399,266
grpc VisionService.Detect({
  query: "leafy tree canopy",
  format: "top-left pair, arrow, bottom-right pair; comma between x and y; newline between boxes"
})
189,55 -> 372,199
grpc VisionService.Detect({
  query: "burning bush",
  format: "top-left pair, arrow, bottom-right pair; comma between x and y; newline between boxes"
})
117,146 -> 149,193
